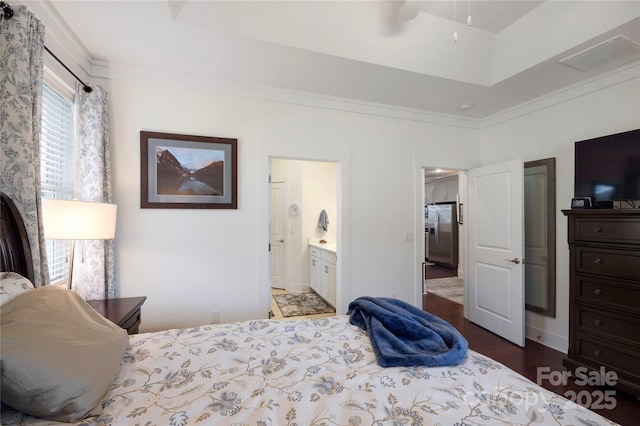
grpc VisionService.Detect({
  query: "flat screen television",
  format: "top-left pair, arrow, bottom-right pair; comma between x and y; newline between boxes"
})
574,128 -> 640,208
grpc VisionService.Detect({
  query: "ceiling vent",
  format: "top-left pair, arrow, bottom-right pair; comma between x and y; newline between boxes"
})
559,35 -> 640,72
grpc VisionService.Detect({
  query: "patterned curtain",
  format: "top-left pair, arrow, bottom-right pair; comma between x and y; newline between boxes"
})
0,5 -> 49,287
75,84 -> 116,300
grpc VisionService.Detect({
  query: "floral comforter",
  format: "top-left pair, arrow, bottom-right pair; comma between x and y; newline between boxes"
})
4,315 -> 615,425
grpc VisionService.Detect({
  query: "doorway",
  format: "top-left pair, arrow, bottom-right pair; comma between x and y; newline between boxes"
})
417,159 -> 527,345
268,158 -> 338,316
257,145 -> 349,321
423,168 -> 463,304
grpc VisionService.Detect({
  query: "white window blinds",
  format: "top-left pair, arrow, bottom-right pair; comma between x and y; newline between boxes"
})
40,78 -> 75,283
41,83 -> 75,199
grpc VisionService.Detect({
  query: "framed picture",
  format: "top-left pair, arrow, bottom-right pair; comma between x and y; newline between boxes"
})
140,131 -> 237,209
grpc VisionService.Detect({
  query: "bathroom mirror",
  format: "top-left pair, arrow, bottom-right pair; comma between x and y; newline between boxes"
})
524,158 -> 556,317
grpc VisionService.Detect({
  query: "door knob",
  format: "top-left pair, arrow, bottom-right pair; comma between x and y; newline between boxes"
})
279,239 -> 284,243
505,258 -> 521,264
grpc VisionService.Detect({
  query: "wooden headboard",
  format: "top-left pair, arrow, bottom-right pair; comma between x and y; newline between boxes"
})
1,192 -> 35,283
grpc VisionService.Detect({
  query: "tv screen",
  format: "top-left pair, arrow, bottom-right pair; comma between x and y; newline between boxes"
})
574,129 -> 640,206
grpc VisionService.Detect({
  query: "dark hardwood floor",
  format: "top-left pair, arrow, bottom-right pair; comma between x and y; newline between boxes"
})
423,262 -> 458,279
423,293 -> 639,425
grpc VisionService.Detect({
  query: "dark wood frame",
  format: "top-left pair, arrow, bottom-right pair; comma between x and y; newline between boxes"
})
140,131 -> 237,209
524,158 -> 556,318
1,192 -> 35,283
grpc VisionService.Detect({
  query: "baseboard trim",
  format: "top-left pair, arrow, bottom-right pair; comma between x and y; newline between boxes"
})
287,282 -> 311,294
526,323 -> 568,354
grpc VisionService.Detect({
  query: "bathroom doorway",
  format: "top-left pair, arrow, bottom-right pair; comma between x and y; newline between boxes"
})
269,158 -> 338,317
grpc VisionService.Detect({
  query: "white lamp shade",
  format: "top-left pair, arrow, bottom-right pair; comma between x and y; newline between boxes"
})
42,199 -> 117,240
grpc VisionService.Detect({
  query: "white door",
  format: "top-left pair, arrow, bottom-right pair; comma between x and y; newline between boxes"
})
269,182 -> 287,289
468,159 -> 525,346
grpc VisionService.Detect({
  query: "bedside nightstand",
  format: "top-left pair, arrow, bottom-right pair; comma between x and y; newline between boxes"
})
87,296 -> 147,335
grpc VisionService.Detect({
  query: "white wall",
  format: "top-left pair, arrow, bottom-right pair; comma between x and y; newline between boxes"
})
105,78 -> 480,331
478,66 -> 640,351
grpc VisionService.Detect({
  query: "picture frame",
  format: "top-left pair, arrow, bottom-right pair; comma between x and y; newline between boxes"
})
140,131 -> 237,209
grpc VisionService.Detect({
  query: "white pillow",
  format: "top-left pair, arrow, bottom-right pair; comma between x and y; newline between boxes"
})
0,272 -> 35,306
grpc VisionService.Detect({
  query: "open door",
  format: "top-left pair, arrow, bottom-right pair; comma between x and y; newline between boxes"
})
467,159 -> 525,346
269,182 -> 287,289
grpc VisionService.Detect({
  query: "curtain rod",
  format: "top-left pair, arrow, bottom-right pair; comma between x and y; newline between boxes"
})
1,1 -> 13,19
1,2 -> 92,93
44,46 -> 92,93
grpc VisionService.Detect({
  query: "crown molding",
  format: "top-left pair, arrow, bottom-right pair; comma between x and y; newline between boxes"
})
29,1 -> 638,131
92,57 -> 638,131
90,59 -> 483,130
28,0 -> 480,130
481,61 -> 640,129
26,0 -> 93,86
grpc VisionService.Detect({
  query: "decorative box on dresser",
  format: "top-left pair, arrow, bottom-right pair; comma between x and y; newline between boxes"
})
562,209 -> 640,397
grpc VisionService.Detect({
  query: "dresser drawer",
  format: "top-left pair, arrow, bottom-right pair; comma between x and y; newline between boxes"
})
575,335 -> 640,379
120,310 -> 142,335
574,217 -> 640,244
575,246 -> 640,281
577,275 -> 640,313
577,307 -> 640,346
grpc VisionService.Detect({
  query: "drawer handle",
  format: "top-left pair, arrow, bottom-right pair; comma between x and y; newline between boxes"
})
594,288 -> 602,296
594,319 -> 603,326
593,226 -> 602,233
594,350 -> 603,357
593,258 -> 603,265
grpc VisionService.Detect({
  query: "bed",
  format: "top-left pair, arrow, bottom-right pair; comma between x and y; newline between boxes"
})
1,192 -> 616,425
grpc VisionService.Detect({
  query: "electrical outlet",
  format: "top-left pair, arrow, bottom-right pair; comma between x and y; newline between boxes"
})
210,309 -> 220,324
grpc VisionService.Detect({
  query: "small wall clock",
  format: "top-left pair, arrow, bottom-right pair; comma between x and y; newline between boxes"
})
289,203 -> 301,215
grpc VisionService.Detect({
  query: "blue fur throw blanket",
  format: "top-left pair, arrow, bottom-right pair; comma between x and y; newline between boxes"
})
347,297 -> 468,367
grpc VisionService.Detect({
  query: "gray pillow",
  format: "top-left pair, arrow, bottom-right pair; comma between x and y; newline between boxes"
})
1,285 -> 128,422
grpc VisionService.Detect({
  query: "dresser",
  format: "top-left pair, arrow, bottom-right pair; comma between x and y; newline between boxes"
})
562,209 -> 640,397
87,296 -> 147,335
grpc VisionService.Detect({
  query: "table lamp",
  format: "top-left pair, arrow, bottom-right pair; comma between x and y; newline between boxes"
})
42,199 -> 117,289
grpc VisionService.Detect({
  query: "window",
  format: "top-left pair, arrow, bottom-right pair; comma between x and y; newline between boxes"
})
40,73 -> 76,283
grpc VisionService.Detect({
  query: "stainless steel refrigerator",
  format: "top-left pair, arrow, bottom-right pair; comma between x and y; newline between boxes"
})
426,202 -> 458,268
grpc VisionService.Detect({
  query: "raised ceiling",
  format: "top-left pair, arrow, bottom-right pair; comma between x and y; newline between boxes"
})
34,0 -> 640,119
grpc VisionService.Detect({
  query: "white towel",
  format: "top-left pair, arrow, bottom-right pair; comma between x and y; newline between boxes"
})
318,210 -> 329,232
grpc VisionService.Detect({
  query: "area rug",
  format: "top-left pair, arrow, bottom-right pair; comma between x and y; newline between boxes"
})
424,277 -> 464,305
273,292 -> 336,317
